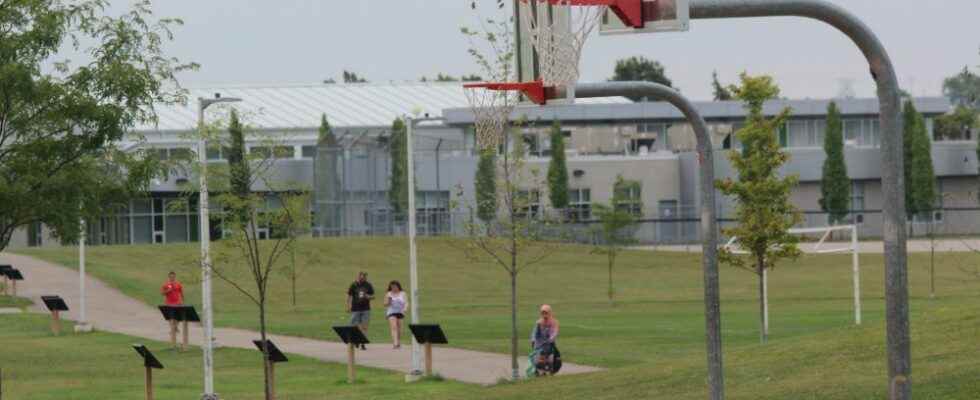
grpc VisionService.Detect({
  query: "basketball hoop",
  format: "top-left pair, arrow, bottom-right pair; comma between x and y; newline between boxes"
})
517,0 -> 609,102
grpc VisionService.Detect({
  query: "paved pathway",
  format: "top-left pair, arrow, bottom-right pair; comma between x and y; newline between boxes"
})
0,252 -> 600,385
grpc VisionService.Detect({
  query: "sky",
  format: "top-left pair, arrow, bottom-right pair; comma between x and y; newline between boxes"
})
115,0 -> 979,101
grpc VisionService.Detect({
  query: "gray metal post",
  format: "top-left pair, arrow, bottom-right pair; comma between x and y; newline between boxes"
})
686,2 -> 909,398
569,82 -> 724,400
406,117 -> 423,376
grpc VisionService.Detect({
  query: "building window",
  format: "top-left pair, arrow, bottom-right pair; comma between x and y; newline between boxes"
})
515,190 -> 541,219
614,181 -> 642,216
207,146 -> 232,161
786,120 -> 825,149
843,118 -> 880,147
629,138 -> 657,154
849,181 -> 865,224
251,146 -> 294,159
27,222 -> 43,247
302,145 -> 317,159
522,133 -> 540,156
568,188 -> 592,221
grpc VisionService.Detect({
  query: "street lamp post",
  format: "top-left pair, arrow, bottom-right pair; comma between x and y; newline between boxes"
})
197,94 -> 242,400
404,115 -> 444,379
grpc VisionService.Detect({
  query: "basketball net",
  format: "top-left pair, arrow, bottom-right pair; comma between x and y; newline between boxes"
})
519,0 -> 607,101
464,86 -> 518,151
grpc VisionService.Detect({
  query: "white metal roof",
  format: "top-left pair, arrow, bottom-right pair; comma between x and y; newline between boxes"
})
140,82 -> 630,132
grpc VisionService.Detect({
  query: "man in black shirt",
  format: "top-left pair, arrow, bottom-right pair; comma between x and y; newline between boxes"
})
346,271 -> 375,350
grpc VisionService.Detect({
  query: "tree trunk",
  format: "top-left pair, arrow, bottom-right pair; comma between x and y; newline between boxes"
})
290,246 -> 297,307
757,256 -> 768,344
260,301 -> 273,400
509,271 -> 519,381
930,233 -> 935,299
607,250 -> 615,303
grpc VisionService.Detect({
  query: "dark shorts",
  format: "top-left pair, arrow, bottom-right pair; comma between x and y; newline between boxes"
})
387,313 -> 405,320
536,342 -> 555,356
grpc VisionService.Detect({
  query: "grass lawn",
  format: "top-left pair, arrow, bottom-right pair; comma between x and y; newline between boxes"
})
0,294 -> 31,308
0,314 -> 469,400
15,237 -> 980,398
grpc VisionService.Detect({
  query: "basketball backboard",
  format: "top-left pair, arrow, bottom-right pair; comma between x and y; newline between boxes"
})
599,0 -> 689,35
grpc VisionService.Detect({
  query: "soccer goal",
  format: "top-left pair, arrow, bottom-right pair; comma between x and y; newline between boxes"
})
723,224 -> 862,332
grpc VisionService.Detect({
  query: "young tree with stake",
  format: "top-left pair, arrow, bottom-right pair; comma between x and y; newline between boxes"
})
592,176 -> 640,304
716,73 -> 803,344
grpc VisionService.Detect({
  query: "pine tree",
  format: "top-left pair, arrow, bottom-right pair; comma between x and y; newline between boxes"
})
227,110 -> 251,225
712,70 -> 733,101
319,114 -> 336,146
547,121 -> 570,211
819,102 -> 850,224
716,73 -> 803,344
903,100 -> 936,222
475,148 -> 498,224
389,118 -> 409,214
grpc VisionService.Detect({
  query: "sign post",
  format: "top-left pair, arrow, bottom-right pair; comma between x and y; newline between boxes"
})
133,344 -> 164,400
252,340 -> 288,399
408,324 -> 448,376
0,265 -> 12,295
41,296 -> 69,335
159,305 -> 200,351
332,326 -> 369,384
5,270 -> 23,297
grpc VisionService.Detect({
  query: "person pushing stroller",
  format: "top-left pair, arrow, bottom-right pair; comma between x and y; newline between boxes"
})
529,304 -> 561,376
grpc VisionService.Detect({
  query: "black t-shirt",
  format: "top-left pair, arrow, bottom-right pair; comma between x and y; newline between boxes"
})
347,281 -> 375,312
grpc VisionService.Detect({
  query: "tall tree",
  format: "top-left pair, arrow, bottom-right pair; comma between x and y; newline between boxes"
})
319,114 -> 337,146
610,56 -> 672,101
475,148 -> 498,224
342,70 -> 368,83
903,100 -> 936,224
389,118 -> 409,215
716,73 -> 803,344
712,70 -> 733,101
0,0 -> 193,252
943,66 -> 980,109
547,121 -> 570,211
820,102 -> 851,224
592,176 -> 640,303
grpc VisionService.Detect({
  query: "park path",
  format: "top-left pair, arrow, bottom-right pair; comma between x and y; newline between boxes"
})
0,252 -> 600,385
639,238 -> 980,254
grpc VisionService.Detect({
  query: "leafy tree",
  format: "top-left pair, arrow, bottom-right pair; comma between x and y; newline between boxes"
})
388,118 -> 409,214
459,8 -> 561,380
0,0 -> 193,252
547,121 -> 569,211
475,148 -> 498,224
319,114 -> 337,146
610,56 -> 672,101
943,66 -> 980,109
342,70 -> 368,83
716,73 -> 803,344
902,100 -> 936,225
712,70 -> 733,101
819,102 -> 850,224
182,114 -> 309,400
592,176 -> 640,303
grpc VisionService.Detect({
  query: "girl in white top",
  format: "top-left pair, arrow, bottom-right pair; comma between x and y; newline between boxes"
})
383,280 -> 408,349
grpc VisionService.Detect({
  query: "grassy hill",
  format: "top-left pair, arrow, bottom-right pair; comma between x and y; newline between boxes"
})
14,237 -> 980,398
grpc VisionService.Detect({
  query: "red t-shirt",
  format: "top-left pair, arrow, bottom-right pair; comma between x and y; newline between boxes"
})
162,281 -> 184,305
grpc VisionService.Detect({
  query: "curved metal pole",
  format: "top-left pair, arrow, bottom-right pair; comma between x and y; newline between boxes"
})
571,82 -> 724,400
688,1 -> 909,398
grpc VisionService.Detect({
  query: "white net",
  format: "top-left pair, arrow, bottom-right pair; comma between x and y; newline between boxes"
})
519,0 -> 607,94
464,86 -> 519,151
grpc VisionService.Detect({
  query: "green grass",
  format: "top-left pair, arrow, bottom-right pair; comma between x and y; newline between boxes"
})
0,294 -> 31,308
0,314 -> 469,399
15,237 -> 980,398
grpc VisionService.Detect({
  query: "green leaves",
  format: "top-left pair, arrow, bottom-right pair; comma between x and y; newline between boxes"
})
716,72 -> 803,273
388,118 -> 409,214
547,120 -> 569,209
903,100 -> 936,217
820,101 -> 851,224
475,148 -> 498,224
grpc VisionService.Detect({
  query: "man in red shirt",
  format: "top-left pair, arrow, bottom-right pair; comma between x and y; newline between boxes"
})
161,271 -> 184,346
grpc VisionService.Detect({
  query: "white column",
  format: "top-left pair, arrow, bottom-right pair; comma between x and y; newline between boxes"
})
407,117 -> 422,375
852,225 -> 862,325
79,219 -> 87,325
762,267 -> 769,338
198,102 -> 217,398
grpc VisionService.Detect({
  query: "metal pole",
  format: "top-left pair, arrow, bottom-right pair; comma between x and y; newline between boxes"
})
79,219 -> 87,326
197,100 -> 217,400
406,117 -> 422,375
685,2 -> 908,397
572,82 -> 723,399
852,224 -> 861,325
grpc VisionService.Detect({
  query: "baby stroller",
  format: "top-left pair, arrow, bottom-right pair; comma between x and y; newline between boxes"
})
527,344 -> 562,377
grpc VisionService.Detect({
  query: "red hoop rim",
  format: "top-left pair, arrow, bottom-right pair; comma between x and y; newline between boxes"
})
463,80 -> 555,105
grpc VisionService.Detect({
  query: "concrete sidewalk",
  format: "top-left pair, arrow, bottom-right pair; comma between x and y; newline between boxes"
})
0,252 -> 600,385
638,238 -> 980,254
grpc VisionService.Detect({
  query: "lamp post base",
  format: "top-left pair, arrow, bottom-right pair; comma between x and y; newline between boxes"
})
200,393 -> 219,400
404,370 -> 424,383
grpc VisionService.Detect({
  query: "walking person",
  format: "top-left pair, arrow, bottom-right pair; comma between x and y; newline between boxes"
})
346,271 -> 375,350
384,280 -> 408,349
530,304 -> 560,375
160,271 -> 184,347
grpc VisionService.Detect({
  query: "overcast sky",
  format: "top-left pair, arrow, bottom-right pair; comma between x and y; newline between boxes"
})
124,0 -> 979,101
